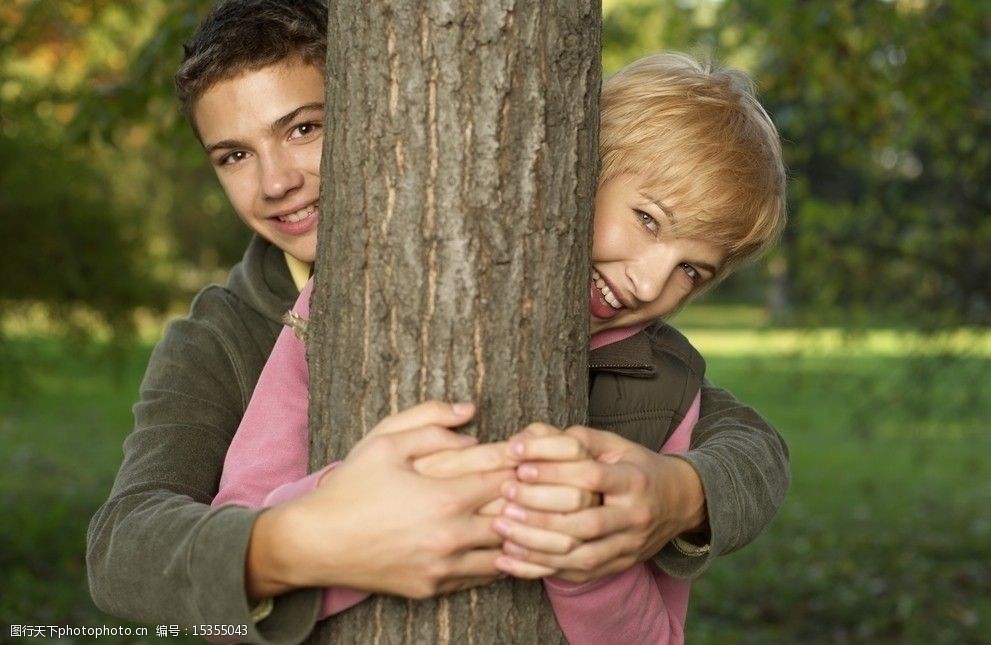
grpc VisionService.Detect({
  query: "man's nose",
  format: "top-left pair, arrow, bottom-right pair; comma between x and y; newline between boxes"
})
259,149 -> 304,199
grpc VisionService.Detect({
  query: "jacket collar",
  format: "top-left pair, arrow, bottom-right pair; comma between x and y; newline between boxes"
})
226,235 -> 299,326
589,328 -> 656,378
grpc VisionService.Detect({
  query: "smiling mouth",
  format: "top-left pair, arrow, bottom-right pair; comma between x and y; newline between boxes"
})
275,204 -> 317,223
592,269 -> 623,310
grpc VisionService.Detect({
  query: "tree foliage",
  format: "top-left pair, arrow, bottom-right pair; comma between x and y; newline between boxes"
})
2,0 -> 988,329
0,0 -> 242,338
603,0 -> 991,327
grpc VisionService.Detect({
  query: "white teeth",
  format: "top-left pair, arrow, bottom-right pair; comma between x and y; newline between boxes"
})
591,269 -> 622,309
278,204 -> 316,223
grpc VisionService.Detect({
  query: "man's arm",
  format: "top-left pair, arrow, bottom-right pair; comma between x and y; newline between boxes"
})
86,299 -> 321,645
89,290 -> 518,644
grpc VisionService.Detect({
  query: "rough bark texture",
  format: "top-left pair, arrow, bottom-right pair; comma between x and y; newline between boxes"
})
308,2 -> 600,642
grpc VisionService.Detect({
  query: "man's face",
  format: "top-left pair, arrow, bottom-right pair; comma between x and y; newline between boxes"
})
589,174 -> 725,335
195,59 -> 324,263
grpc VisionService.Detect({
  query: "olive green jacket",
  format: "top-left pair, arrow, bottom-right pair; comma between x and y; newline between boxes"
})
87,236 -> 789,644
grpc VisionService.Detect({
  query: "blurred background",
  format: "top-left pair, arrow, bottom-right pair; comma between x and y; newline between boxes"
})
1,0 -> 988,642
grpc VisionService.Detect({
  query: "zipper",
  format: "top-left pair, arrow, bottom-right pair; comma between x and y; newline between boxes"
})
590,361 -> 652,370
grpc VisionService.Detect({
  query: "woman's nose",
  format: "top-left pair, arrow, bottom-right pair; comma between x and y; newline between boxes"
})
627,248 -> 672,304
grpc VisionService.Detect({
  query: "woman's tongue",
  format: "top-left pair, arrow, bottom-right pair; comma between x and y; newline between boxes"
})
589,280 -> 620,320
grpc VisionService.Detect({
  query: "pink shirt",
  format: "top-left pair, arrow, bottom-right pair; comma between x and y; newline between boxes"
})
213,280 -> 697,644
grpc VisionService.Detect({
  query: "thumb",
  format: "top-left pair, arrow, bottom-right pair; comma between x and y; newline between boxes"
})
370,400 -> 476,436
564,425 -> 630,463
386,425 -> 478,462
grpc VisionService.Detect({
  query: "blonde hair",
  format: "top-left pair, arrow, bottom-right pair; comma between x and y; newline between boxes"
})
599,52 -> 786,277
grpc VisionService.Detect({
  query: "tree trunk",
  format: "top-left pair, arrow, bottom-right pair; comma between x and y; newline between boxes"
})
308,2 -> 600,642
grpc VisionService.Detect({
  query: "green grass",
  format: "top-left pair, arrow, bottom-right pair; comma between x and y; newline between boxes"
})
0,337 -> 174,642
1,321 -> 989,643
676,322 -> 991,644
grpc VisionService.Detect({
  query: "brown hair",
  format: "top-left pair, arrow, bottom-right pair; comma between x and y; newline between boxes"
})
174,0 -> 327,132
599,52 -> 787,278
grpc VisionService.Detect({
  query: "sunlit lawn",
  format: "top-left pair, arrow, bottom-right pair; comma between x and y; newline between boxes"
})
1,310 -> 988,643
673,308 -> 991,644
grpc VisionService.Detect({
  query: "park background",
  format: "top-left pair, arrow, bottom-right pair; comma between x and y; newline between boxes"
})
1,0 -> 988,642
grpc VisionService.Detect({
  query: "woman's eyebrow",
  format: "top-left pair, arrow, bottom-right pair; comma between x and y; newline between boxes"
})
694,259 -> 718,275
640,193 -> 674,221
638,193 -> 720,274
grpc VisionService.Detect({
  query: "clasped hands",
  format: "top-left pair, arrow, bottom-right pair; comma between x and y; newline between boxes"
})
283,400 -> 706,600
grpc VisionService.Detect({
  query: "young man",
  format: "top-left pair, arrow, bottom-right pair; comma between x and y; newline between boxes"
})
87,2 -> 789,643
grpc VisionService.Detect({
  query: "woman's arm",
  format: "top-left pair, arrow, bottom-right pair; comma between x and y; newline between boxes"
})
491,382 -> 788,580
493,395 -> 700,645
212,281 -> 515,610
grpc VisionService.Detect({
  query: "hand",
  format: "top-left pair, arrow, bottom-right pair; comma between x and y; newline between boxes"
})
248,401 -> 515,600
502,422 -> 599,510
358,400 -> 518,514
414,443 -> 517,517
408,421 -> 583,517
493,426 -> 707,583
489,423 -> 601,579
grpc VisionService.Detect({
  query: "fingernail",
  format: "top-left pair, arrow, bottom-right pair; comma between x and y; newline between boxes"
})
518,465 -> 538,481
452,401 -> 475,415
494,556 -> 514,572
503,504 -> 527,522
493,518 -> 512,536
510,440 -> 525,457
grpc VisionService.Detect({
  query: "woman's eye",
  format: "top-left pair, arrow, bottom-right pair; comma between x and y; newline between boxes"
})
635,209 -> 659,232
681,263 -> 700,283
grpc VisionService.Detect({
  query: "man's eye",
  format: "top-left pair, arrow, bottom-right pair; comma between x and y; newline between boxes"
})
219,150 -> 248,166
290,122 -> 322,139
635,209 -> 659,232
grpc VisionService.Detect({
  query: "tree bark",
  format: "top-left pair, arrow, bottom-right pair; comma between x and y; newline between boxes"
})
308,2 -> 600,642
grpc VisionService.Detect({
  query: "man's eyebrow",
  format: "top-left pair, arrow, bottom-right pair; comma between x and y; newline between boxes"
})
203,138 -> 241,155
271,102 -> 325,133
202,103 -> 326,155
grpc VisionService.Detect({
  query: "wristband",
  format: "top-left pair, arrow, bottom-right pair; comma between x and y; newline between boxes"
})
671,535 -> 711,557
250,597 -> 274,624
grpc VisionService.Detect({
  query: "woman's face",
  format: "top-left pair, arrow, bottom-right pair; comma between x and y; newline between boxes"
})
589,174 -> 725,335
